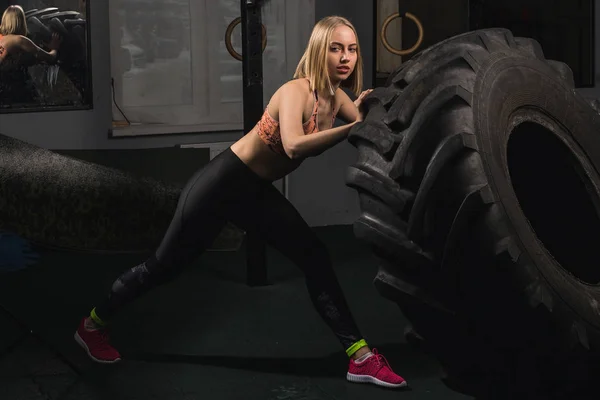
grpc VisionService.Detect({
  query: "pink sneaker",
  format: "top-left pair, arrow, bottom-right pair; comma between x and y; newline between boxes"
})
347,348 -> 408,388
74,317 -> 121,363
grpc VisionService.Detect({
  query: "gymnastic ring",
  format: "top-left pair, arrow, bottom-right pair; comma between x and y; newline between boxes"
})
380,12 -> 424,56
225,16 -> 267,61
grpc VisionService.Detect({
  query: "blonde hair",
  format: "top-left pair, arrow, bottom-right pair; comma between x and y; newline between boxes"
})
294,15 -> 363,96
0,5 -> 28,36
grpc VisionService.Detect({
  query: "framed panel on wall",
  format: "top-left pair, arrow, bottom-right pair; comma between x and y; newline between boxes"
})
0,0 -> 93,113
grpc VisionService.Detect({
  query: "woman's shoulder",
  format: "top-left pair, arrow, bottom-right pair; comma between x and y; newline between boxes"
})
2,34 -> 28,45
0,34 -> 24,51
333,86 -> 354,104
273,78 -> 312,102
280,77 -> 312,93
0,33 -> 24,40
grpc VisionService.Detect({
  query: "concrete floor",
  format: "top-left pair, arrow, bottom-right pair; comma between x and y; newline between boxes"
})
0,225 -> 472,400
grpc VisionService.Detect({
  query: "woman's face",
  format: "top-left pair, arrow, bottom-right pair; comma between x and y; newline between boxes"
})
327,25 -> 358,83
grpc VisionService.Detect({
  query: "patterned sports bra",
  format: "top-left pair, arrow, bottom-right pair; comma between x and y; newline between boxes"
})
256,84 -> 336,157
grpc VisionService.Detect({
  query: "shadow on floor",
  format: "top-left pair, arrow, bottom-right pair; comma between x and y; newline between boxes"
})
0,225 -> 473,400
124,341 -> 429,378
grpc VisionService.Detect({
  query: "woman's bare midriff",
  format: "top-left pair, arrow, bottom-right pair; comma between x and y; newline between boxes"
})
230,126 -> 303,182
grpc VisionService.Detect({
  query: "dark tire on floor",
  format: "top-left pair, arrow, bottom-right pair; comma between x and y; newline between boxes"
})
346,28 -> 600,399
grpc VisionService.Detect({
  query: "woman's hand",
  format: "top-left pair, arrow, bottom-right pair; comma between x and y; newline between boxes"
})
47,33 -> 62,51
354,88 -> 373,122
354,88 -> 373,108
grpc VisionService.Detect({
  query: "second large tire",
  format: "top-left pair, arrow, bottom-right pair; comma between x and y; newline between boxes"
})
346,28 -> 600,399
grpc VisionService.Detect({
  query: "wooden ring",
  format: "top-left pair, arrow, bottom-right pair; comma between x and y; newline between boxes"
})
380,12 -> 424,56
225,17 -> 267,61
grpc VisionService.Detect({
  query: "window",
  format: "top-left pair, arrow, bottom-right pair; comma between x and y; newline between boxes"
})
108,0 -> 314,137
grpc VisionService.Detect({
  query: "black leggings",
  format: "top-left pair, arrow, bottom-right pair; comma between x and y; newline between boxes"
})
93,148 -> 364,351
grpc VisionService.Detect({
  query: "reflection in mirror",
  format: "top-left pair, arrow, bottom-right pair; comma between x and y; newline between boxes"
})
0,0 -> 91,112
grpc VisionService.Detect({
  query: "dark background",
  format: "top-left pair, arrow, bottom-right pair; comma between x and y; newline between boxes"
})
375,0 -> 595,88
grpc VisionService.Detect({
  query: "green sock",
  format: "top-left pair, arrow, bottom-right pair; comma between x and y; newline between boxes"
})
346,339 -> 368,357
89,308 -> 106,327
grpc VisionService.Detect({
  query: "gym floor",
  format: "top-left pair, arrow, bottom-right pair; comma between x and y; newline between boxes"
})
0,225 -> 472,400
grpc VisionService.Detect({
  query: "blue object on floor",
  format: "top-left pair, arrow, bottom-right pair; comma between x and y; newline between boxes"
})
0,230 -> 39,272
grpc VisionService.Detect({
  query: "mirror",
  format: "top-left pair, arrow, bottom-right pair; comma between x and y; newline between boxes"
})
0,0 -> 92,113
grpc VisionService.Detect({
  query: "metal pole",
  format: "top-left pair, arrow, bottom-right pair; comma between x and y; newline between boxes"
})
241,0 -> 268,287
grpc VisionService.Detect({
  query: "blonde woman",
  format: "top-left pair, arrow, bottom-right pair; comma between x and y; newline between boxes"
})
0,5 -> 61,103
75,16 -> 407,389
0,5 -> 61,64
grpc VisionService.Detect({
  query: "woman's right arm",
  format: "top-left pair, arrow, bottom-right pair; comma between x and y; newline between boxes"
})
285,120 -> 358,160
278,83 -> 360,160
17,35 -> 59,63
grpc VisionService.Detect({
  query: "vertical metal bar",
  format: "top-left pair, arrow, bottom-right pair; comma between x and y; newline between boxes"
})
241,0 -> 268,286
398,0 -> 408,56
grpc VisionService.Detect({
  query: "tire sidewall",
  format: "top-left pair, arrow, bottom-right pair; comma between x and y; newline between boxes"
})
473,54 -> 600,330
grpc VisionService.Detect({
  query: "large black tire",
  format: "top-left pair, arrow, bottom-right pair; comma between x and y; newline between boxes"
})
346,28 -> 600,399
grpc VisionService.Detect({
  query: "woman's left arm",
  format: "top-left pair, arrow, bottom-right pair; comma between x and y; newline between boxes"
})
335,88 -> 373,123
